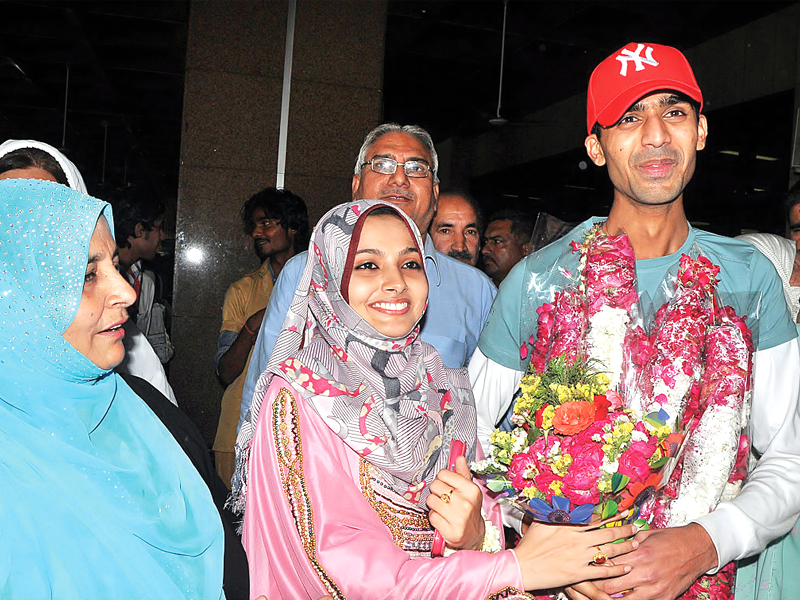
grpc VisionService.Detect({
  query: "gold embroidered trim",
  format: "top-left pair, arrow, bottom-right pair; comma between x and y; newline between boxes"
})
273,388 -> 345,599
486,586 -> 536,600
359,459 -> 435,555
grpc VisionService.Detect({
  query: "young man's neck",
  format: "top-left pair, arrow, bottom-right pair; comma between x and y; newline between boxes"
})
118,246 -> 138,275
604,196 -> 689,260
266,248 -> 295,277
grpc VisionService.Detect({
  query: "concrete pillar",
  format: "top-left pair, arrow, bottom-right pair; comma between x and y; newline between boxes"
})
171,0 -> 387,442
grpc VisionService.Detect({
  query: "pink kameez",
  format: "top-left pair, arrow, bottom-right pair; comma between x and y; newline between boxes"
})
243,377 -> 528,600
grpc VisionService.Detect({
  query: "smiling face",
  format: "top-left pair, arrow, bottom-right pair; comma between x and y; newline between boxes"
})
346,213 -> 428,338
585,92 -> 707,208
251,206 -> 293,261
429,193 -> 480,265
62,217 -> 137,369
351,132 -> 439,235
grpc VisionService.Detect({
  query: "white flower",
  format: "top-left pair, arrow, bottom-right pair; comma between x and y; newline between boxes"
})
547,440 -> 562,459
586,306 -> 630,388
601,459 -> 619,475
511,428 -> 529,453
649,362 -> 694,428
666,403 -> 743,526
471,458 -> 507,473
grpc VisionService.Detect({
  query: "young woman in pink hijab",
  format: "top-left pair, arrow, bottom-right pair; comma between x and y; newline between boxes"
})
233,200 -> 637,600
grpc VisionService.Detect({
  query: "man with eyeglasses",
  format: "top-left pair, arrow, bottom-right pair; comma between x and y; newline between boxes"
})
236,123 -> 497,436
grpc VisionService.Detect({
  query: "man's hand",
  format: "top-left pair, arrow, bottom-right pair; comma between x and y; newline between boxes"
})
244,307 -> 266,338
569,523 -> 718,600
217,308 -> 267,385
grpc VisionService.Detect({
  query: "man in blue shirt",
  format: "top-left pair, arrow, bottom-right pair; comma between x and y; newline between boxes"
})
471,43 -> 800,599
239,123 -> 496,430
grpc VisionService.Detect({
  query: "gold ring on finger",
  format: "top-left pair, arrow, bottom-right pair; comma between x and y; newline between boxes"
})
440,490 -> 453,504
591,546 -> 608,565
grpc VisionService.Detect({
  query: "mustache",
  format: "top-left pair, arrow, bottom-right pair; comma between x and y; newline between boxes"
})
448,249 -> 474,261
631,147 -> 681,164
381,189 -> 414,200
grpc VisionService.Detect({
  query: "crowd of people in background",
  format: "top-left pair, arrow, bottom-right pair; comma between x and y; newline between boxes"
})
2,41 -> 800,600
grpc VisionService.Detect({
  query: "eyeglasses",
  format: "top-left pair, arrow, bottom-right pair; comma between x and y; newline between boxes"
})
360,157 -> 432,178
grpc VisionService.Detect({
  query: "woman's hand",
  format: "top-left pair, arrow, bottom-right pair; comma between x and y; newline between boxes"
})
513,520 -> 639,592
426,455 -> 485,551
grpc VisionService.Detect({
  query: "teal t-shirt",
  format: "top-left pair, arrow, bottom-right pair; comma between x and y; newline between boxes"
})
479,216 -> 797,371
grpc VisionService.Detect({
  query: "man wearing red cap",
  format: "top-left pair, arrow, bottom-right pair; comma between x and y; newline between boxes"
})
471,43 -> 800,599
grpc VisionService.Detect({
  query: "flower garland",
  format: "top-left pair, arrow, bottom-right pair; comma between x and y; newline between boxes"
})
477,225 -> 756,600
580,228 -> 638,390
636,255 -> 717,426
652,306 -> 753,530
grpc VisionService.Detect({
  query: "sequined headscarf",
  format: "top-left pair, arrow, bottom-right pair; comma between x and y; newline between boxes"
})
0,179 -> 223,599
232,200 -> 477,512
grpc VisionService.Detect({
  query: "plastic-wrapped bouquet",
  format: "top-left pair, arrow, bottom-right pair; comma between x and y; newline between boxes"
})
472,354 -> 677,524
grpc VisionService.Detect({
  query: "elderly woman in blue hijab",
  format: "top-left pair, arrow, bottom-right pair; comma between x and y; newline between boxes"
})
0,178 -> 224,599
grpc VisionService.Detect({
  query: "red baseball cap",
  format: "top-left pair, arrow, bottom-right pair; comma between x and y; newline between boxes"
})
586,42 -> 703,134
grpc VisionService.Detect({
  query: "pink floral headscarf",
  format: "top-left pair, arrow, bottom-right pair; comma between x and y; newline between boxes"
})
232,200 -> 476,512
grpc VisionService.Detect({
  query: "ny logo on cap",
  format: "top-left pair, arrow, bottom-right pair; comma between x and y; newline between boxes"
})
615,44 -> 659,77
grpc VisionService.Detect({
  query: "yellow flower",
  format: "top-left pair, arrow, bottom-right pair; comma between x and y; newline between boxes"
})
514,392 -> 537,415
549,480 -> 563,495
556,384 -> 572,403
551,454 -> 573,476
656,424 -> 673,439
522,486 -> 539,500
520,375 -> 541,395
649,447 -> 664,465
490,430 -> 513,447
613,422 -> 634,438
542,405 -> 555,429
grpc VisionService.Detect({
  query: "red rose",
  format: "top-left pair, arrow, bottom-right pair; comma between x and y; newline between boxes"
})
593,394 -> 610,421
508,451 -> 538,490
534,406 -> 546,429
628,436 -> 657,460
618,448 -> 651,484
562,445 -> 603,505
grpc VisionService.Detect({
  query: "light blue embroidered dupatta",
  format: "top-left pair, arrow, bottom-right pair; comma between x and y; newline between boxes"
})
0,179 -> 223,599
